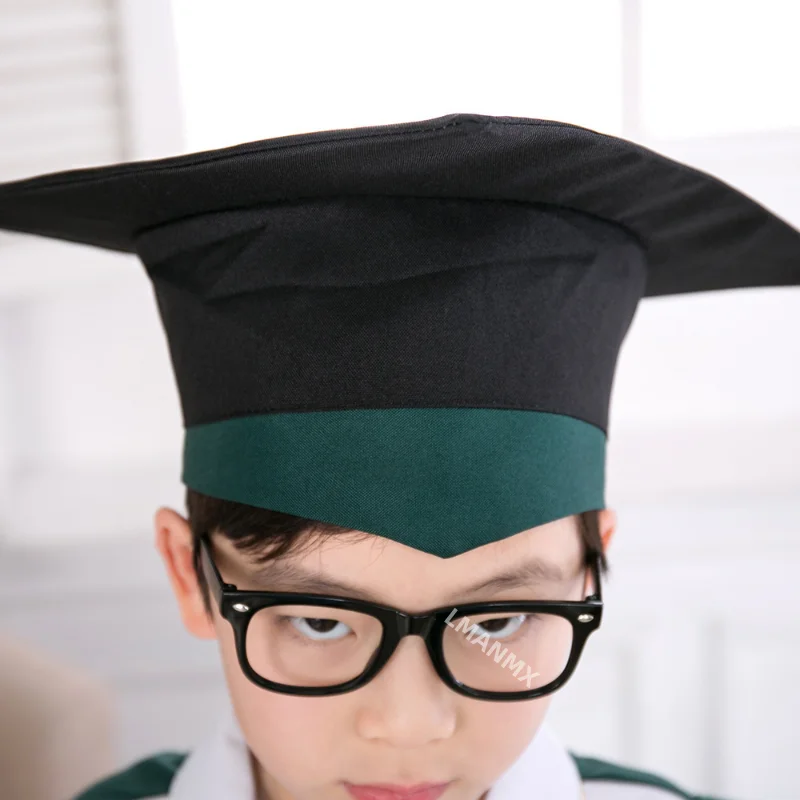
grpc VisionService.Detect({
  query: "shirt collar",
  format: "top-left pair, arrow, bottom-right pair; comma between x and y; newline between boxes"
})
168,703 -> 583,800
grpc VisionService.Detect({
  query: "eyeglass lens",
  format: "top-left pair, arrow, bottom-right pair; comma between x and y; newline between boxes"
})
242,604 -> 573,692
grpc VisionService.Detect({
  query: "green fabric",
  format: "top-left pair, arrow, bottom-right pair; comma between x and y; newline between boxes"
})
72,749 -> 728,799
183,407 -> 606,557
571,753 -> 726,799
71,752 -> 187,800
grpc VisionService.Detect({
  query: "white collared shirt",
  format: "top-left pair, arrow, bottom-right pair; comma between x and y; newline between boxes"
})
154,703 -> 688,800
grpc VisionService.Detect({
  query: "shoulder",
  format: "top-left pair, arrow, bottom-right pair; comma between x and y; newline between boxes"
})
571,753 -> 727,800
71,751 -> 189,800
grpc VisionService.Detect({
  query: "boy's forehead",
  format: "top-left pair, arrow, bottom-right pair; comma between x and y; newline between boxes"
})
218,513 -> 583,588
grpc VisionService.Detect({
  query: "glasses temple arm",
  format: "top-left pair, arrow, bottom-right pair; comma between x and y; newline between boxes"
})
199,533 -> 235,607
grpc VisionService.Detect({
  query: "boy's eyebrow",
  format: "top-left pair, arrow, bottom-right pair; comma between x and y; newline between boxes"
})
456,558 -> 571,596
241,556 -> 572,604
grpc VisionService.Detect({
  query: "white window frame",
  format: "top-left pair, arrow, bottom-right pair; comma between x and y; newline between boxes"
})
620,0 -> 800,222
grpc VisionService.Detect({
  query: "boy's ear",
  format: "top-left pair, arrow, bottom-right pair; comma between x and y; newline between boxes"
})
153,506 -> 217,640
598,507 -> 617,553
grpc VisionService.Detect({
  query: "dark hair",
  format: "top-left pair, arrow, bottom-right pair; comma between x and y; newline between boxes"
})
186,487 -> 610,618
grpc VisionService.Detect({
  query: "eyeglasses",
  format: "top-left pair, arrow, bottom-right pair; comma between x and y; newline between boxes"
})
198,532 -> 603,701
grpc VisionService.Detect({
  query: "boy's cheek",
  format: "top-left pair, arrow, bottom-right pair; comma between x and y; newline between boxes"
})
214,626 -> 340,735
225,666 -> 347,789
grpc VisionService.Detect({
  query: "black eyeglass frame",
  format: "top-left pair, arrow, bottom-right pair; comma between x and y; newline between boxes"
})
198,532 -> 603,701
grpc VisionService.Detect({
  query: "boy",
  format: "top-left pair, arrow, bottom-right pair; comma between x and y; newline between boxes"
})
1,113 -> 797,800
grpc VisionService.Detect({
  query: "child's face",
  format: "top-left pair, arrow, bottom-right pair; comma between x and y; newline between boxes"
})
156,508 -> 615,800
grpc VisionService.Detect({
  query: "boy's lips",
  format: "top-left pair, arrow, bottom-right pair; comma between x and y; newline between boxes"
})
342,780 -> 453,800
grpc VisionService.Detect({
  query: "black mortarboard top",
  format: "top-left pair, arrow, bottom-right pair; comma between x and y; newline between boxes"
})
0,112 -> 798,557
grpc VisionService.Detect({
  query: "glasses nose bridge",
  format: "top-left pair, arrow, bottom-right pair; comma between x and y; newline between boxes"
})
394,610 -> 439,641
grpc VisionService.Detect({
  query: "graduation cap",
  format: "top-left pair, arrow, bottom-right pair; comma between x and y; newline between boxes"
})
1,112 -> 798,558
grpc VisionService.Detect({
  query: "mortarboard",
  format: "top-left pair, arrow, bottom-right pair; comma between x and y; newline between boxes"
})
0,112 -> 798,558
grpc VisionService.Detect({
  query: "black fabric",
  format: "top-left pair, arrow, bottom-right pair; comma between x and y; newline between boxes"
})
147,199 -> 644,431
0,113 -> 797,296
0,112 -> 798,435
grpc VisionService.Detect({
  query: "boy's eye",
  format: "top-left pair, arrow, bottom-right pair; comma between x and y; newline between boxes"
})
244,606 -> 383,686
471,614 -> 528,639
287,616 -> 352,641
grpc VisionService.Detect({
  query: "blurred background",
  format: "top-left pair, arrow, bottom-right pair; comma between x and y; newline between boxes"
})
0,2 -> 798,799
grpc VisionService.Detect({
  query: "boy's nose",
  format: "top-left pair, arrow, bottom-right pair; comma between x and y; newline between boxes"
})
353,636 -> 457,747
